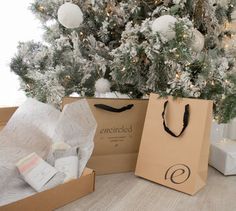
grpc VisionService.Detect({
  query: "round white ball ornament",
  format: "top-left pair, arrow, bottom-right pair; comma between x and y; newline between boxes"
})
151,15 -> 177,40
57,2 -> 83,29
95,78 -> 111,94
191,29 -> 205,52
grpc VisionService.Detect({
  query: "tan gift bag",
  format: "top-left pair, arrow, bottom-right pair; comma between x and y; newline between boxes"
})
135,93 -> 213,195
63,97 -> 148,175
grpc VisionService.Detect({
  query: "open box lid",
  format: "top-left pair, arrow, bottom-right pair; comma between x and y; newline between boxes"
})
0,107 -> 17,128
1,168 -> 95,211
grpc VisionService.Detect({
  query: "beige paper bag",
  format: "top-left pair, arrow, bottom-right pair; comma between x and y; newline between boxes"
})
135,93 -> 213,195
63,97 -> 148,175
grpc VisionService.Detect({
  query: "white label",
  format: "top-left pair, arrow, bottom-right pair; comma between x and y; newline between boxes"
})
55,156 -> 78,182
24,160 -> 58,192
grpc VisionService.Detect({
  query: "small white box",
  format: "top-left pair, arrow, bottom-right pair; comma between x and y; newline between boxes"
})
209,140 -> 236,175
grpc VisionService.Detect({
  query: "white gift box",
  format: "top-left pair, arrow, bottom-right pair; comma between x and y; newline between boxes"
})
209,140 -> 236,175
227,118 -> 236,140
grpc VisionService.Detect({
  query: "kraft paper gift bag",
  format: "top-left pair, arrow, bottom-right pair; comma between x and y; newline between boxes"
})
135,93 -> 213,195
63,97 -> 148,175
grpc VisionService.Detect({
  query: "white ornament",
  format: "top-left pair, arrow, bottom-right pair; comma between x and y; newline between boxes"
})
211,121 -> 228,143
95,78 -> 111,94
191,29 -> 205,52
69,92 -> 81,97
57,3 -> 83,29
151,15 -> 177,40
95,91 -> 130,99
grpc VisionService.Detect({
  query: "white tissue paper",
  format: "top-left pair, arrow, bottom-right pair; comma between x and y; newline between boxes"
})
209,140 -> 236,175
0,98 -> 97,206
53,99 -> 96,177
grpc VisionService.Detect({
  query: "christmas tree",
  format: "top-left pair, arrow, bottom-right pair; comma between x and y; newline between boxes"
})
10,0 -> 236,123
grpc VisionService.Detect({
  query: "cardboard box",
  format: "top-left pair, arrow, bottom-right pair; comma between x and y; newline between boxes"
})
0,107 -> 95,211
209,140 -> 236,175
0,107 -> 17,130
63,97 -> 148,175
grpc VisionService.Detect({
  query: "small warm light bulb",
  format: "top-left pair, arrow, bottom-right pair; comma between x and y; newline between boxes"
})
224,22 -> 231,30
185,62 -> 191,67
121,67 -> 126,72
38,5 -> 45,12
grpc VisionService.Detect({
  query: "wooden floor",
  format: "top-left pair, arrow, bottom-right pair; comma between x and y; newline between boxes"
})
58,167 -> 236,211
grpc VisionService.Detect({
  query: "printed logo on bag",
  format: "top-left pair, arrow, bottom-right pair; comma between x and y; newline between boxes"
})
100,125 -> 133,134
99,125 -> 133,147
164,164 -> 191,184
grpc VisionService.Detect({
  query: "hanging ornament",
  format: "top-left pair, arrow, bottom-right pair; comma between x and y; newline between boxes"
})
57,2 -> 83,29
95,78 -> 111,94
69,92 -> 81,97
38,5 -> 45,12
191,29 -> 205,52
95,91 -> 130,99
151,15 -> 177,41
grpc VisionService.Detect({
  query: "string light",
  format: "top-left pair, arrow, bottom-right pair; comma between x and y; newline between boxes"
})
224,22 -> 231,30
38,5 -> 45,12
106,4 -> 113,17
175,54 -> 180,58
175,72 -> 180,79
121,67 -> 126,72
224,44 -> 229,48
65,75 -> 71,80
154,0 -> 163,5
132,57 -> 139,63
26,84 -> 31,89
185,62 -> 191,67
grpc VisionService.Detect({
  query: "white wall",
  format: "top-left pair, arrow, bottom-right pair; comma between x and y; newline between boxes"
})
0,0 -> 42,107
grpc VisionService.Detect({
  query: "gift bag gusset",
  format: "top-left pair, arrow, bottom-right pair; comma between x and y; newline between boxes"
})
63,97 -> 148,175
135,93 -> 213,195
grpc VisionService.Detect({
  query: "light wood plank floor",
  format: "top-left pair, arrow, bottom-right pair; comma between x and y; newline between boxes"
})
58,167 -> 236,211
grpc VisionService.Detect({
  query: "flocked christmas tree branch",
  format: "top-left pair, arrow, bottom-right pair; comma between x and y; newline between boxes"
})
10,0 -> 236,123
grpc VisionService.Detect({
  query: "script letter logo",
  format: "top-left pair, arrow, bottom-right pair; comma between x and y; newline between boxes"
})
164,164 -> 191,184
